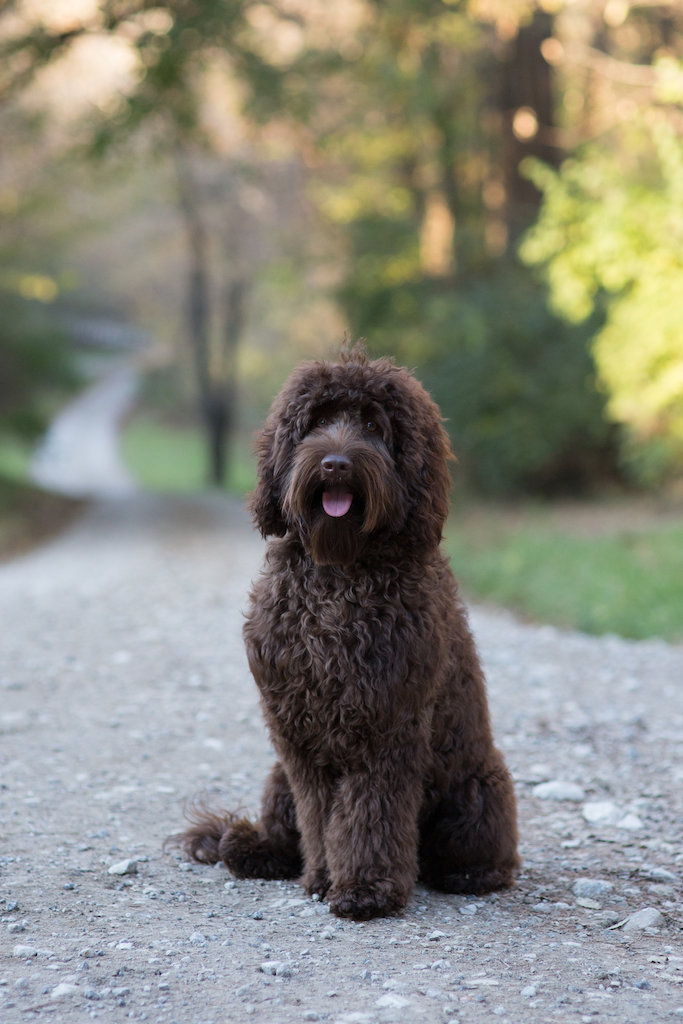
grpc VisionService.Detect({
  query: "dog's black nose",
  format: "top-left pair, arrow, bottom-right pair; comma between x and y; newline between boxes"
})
321,454 -> 351,476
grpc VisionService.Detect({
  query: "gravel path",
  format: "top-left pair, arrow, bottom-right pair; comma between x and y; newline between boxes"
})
30,364 -> 139,498
1,494 -> 682,1024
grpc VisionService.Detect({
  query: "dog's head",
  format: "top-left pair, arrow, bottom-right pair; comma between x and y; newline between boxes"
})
250,346 -> 453,566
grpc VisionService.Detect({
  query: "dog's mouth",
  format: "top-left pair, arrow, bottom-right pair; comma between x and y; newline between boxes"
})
321,484 -> 355,519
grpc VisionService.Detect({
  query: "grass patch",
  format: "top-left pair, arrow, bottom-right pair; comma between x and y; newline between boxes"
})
121,414 -> 256,495
0,435 -> 33,483
445,503 -> 683,642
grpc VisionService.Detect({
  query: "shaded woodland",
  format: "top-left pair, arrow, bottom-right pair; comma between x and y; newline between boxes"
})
1,0 -> 682,493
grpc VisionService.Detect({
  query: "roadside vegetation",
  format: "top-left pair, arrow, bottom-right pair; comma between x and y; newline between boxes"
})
0,476 -> 83,563
445,501 -> 683,643
0,295 -> 83,561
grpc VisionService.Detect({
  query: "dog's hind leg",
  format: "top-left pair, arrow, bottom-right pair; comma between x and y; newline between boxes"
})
418,752 -> 519,894
180,761 -> 302,880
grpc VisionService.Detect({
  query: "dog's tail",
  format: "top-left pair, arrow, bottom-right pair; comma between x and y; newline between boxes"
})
165,797 -> 242,864
166,793 -> 302,880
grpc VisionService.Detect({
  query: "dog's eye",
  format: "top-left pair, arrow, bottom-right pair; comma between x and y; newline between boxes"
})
365,420 -> 378,433
315,416 -> 328,428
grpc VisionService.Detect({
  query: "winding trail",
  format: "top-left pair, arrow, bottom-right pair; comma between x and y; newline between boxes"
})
0,373 -> 682,1022
30,363 -> 139,498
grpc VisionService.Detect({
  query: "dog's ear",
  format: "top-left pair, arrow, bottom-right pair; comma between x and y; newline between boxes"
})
248,430 -> 286,540
248,388 -> 294,538
249,364 -> 319,537
388,370 -> 454,551
249,361 -> 327,538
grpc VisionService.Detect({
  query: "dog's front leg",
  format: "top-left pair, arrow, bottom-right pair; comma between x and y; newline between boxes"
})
295,785 -> 333,898
281,756 -> 333,898
324,750 -> 423,920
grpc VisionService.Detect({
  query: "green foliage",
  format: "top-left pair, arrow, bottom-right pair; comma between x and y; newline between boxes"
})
309,4 -> 619,494
5,0 -> 678,501
520,116 -> 683,484
0,290 -> 77,442
0,435 -> 33,483
350,263 -> 616,494
445,508 -> 683,642
311,2 -> 492,275
87,0 -> 288,153
427,272 -> 615,495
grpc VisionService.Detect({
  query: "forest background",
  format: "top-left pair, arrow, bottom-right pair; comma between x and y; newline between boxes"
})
1,0 -> 683,638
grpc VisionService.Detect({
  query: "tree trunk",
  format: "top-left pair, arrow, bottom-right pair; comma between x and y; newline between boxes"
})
175,147 -> 212,411
206,393 -> 229,487
214,277 -> 249,486
499,10 -> 560,242
175,149 -> 251,488
175,147 -> 225,487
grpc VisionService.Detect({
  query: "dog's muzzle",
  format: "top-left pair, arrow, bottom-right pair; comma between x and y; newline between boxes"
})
321,454 -> 354,518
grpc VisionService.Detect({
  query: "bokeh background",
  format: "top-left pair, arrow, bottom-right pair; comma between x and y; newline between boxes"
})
1,0 -> 682,639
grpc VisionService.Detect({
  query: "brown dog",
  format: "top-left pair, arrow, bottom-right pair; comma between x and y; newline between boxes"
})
180,346 -> 519,919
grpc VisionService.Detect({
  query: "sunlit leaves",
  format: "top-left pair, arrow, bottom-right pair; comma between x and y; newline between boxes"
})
521,116 -> 683,481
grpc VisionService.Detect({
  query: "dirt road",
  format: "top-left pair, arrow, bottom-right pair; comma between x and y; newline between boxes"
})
1,493 -> 682,1024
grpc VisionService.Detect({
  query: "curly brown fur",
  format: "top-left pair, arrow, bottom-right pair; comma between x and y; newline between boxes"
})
179,345 -> 519,920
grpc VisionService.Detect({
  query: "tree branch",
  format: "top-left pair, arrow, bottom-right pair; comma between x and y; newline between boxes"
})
568,43 -> 658,88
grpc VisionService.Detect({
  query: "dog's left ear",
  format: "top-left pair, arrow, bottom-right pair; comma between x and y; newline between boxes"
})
390,372 -> 454,551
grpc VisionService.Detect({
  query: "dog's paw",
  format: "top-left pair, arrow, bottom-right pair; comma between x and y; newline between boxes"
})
431,865 -> 516,895
328,882 -> 406,921
302,867 -> 330,899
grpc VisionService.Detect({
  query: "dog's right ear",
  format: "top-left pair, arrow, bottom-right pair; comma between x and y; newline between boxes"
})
249,414 -> 289,538
249,359 -> 327,538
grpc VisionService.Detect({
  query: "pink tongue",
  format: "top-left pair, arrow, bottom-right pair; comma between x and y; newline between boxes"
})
322,487 -> 353,517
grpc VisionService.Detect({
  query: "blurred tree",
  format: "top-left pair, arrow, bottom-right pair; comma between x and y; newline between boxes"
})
0,0 -> 292,486
522,116 -> 683,486
0,289 -> 77,445
93,0 -> 286,486
521,4 -> 683,486
174,149 -> 254,485
418,269 -> 615,495
0,99 -> 82,453
294,0 -> 617,492
295,0 -> 683,492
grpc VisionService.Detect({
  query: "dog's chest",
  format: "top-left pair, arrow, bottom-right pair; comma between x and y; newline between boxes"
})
244,562 -> 432,751
255,569 -> 398,676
